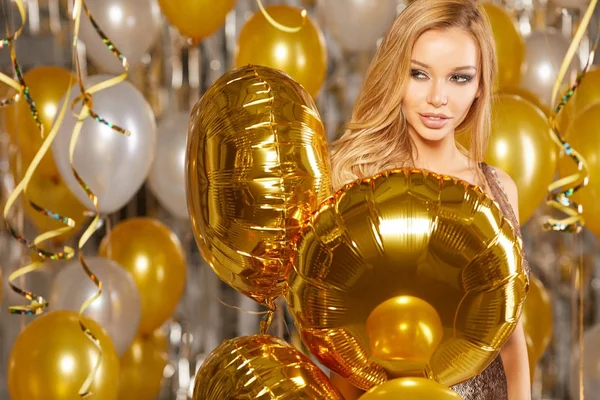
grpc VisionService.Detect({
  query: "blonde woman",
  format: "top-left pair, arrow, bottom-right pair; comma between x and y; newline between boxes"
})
329,0 -> 531,399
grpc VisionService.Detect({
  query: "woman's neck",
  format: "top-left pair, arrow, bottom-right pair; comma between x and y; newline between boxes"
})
409,129 -> 468,175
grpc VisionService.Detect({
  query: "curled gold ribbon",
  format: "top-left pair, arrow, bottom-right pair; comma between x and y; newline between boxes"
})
543,0 -> 598,233
2,0 -> 77,316
69,0 -> 130,395
256,0 -> 307,33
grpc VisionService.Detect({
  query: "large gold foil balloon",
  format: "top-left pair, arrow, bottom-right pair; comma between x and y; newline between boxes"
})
359,378 -> 462,400
8,310 -> 119,400
98,217 -> 187,335
521,274 -> 553,379
559,103 -> 600,237
186,65 -> 332,310
118,334 -> 168,400
481,3 -> 524,88
457,94 -> 557,223
158,0 -> 235,43
4,66 -> 74,178
235,6 -> 328,97
286,169 -> 528,391
193,335 -> 343,399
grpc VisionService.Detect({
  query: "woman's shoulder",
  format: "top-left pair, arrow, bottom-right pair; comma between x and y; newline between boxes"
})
485,164 -> 520,218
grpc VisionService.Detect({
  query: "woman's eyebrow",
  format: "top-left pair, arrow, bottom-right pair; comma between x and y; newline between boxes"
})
411,59 -> 477,71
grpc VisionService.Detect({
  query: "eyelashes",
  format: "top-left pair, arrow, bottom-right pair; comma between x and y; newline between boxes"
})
410,69 -> 474,84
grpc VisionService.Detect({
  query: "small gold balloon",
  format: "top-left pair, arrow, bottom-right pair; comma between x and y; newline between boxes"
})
457,94 -> 557,224
481,3 -> 524,89
158,0 -> 235,42
235,5 -> 328,97
359,378 -> 462,400
186,65 -> 332,310
559,103 -> 600,237
286,169 -> 528,391
118,334 -> 168,400
366,296 -> 443,373
99,217 -> 187,335
3,66 -> 75,178
501,85 -> 551,117
8,310 -> 119,400
193,335 -> 343,399
557,67 -> 600,133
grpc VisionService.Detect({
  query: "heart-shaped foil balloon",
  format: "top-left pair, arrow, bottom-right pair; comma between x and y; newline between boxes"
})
286,168 -> 529,390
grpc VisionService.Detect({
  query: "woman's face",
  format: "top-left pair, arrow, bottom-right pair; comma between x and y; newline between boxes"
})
401,28 -> 481,143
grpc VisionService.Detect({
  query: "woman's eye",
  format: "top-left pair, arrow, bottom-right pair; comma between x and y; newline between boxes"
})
451,74 -> 473,84
410,69 -> 428,80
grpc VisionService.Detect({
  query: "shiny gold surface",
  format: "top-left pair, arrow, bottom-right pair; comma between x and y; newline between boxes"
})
99,217 -> 187,335
186,65 -> 332,308
235,6 -> 327,97
359,377 -> 463,400
8,310 -> 119,400
286,168 -> 528,390
192,335 -> 343,399
158,0 -> 235,42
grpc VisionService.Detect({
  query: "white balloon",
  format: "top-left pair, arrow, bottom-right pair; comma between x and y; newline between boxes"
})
316,0 -> 401,52
148,112 -> 189,219
521,29 -> 580,106
79,0 -> 162,74
570,324 -> 600,399
50,257 -> 142,355
52,75 -> 157,213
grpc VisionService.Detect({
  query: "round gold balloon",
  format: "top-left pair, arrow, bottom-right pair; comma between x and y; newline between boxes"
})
481,3 -> 524,89
558,103 -> 600,237
522,275 -> 552,380
193,334 -> 343,399
98,217 -> 187,335
501,85 -> 550,117
186,65 -> 332,309
118,334 -> 168,400
286,169 -> 529,390
8,310 -> 119,400
3,66 -> 75,178
557,67 -> 600,135
366,296 -> 443,372
359,378 -> 463,400
457,94 -> 557,224
235,5 -> 328,97
158,0 -> 235,42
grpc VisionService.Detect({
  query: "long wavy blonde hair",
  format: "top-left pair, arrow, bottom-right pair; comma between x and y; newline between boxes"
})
330,0 -> 497,190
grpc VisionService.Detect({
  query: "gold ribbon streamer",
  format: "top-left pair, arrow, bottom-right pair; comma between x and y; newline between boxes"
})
69,0 -> 130,395
256,0 -> 307,33
2,0 -> 77,317
543,0 -> 598,233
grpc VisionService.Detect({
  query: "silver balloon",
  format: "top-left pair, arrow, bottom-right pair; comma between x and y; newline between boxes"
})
148,112 -> 189,219
316,0 -> 401,52
570,324 -> 600,400
52,75 -> 157,213
50,257 -> 142,356
521,29 -> 579,106
79,0 -> 162,74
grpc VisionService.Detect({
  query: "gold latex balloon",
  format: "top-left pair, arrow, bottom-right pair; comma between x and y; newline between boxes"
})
186,65 -> 332,310
193,334 -> 343,399
366,296 -> 443,373
481,3 -> 524,88
118,334 -> 168,400
286,169 -> 529,391
457,94 -> 557,223
558,103 -> 600,237
3,66 -> 75,178
521,275 -> 552,379
98,217 -> 187,335
8,310 -> 119,400
557,67 -> 600,135
359,378 -> 463,400
158,0 -> 235,43
501,85 -> 550,117
235,5 -> 328,97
